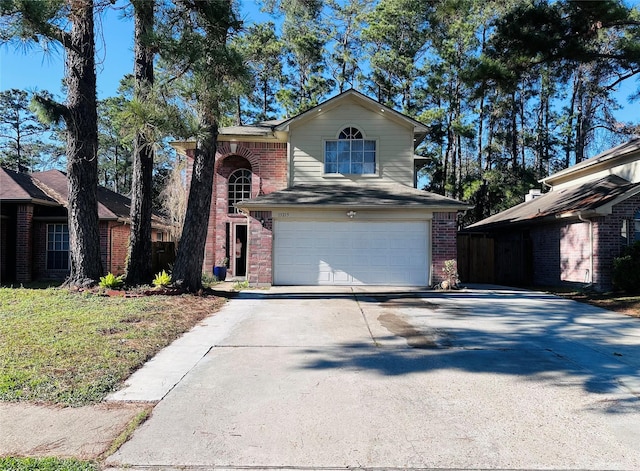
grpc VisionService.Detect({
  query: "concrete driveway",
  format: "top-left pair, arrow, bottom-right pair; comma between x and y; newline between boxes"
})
106,286 -> 640,470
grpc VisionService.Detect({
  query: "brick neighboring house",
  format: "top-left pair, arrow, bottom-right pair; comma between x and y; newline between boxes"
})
0,167 -> 170,283
461,138 -> 640,291
172,89 -> 471,286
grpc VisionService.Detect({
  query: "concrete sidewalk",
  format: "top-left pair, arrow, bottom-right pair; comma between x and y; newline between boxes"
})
104,286 -> 640,470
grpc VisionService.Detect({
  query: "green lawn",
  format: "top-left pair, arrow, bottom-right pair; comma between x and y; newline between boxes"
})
0,287 -> 225,406
0,457 -> 97,471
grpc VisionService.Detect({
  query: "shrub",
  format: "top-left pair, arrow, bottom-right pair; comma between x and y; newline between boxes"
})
152,270 -> 171,288
612,241 -> 640,293
98,272 -> 125,289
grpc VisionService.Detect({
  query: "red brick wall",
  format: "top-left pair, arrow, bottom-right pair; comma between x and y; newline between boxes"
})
33,222 -> 47,279
247,211 -> 273,285
593,194 -> 640,289
431,212 -> 458,285
520,194 -> 640,290
559,221 -> 592,283
16,204 -> 34,283
195,141 -> 288,276
105,222 -> 130,275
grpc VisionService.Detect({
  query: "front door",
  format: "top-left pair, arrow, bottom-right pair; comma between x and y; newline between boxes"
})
232,224 -> 247,277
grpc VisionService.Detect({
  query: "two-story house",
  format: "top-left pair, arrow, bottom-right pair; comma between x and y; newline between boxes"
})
462,138 -> 640,290
173,90 -> 471,286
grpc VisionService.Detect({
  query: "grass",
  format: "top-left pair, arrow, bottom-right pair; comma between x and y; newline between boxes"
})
0,287 -> 226,406
100,407 -> 153,459
539,286 -> 640,317
0,457 -> 97,471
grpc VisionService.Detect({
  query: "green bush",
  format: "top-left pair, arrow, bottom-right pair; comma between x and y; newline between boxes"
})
98,272 -> 125,289
152,270 -> 171,288
612,241 -> 640,293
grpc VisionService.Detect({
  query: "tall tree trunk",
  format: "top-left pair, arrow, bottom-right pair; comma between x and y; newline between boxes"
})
64,0 -> 103,287
511,90 -> 518,169
172,118 -> 218,292
126,0 -> 156,285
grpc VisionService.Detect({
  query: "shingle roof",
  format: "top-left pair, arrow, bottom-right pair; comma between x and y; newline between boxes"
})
1,167 -> 167,225
237,183 -> 471,210
466,175 -> 640,230
0,167 -> 58,204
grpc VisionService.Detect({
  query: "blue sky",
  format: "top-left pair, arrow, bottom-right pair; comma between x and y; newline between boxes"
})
0,1 -> 638,124
0,1 -> 270,99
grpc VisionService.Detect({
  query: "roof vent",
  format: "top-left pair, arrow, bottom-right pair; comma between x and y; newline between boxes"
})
525,189 -> 542,202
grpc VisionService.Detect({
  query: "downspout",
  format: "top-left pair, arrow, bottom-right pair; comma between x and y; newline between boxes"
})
578,212 -> 594,286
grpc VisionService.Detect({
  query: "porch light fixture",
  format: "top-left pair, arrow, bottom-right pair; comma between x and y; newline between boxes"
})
230,142 -> 238,153
347,210 -> 357,219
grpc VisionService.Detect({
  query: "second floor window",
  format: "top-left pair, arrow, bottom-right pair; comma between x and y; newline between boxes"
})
325,126 -> 376,175
228,168 -> 252,214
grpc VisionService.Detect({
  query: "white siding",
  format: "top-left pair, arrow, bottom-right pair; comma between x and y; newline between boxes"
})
552,153 -> 640,190
289,100 -> 415,186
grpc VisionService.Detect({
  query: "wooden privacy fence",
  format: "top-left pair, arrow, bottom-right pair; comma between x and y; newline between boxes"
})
152,242 -> 175,274
457,233 -> 495,283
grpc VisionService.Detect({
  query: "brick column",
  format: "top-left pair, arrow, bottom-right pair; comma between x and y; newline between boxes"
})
16,204 -> 34,283
432,211 -> 458,285
248,211 -> 273,286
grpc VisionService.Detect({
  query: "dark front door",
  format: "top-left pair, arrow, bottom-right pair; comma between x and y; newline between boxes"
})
233,224 -> 247,277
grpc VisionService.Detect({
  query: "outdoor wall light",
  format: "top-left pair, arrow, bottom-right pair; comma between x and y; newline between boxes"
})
230,142 -> 238,153
347,210 -> 357,219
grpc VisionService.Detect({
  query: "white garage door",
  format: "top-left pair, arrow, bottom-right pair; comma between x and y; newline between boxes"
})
273,220 -> 429,285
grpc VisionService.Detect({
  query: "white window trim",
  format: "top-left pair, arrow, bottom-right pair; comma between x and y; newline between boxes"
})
228,168 -> 252,214
322,130 -> 380,177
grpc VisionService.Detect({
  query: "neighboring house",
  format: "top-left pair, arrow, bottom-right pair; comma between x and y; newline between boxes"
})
0,167 -> 170,283
461,138 -> 640,290
172,89 -> 471,286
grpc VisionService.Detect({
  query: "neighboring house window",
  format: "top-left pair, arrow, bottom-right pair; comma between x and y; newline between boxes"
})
325,126 -> 376,174
47,223 -> 69,270
228,169 -> 252,214
635,210 -> 640,242
156,232 -> 164,242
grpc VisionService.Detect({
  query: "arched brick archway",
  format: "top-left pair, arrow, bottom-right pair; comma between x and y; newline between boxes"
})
216,143 -> 261,175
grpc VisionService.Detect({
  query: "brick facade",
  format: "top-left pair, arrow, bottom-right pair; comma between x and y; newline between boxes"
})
192,141 -> 288,276
15,204 -> 34,283
593,194 -> 640,289
519,195 -> 640,290
5,214 -> 165,283
247,211 -> 273,286
431,212 -> 459,285
188,139 -> 464,286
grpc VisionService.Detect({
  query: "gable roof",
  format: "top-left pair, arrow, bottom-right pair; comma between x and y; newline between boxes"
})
1,167 -> 167,225
274,89 -> 429,143
541,138 -> 640,187
172,90 -> 430,149
237,183 -> 472,211
466,175 -> 640,231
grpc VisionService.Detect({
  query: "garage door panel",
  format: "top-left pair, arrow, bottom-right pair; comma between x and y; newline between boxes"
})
274,220 -> 429,286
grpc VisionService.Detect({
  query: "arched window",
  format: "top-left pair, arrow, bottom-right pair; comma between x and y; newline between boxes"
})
228,169 -> 252,214
324,126 -> 376,175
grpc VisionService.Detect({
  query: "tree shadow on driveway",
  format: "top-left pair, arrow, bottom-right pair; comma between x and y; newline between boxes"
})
293,287 -> 640,414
